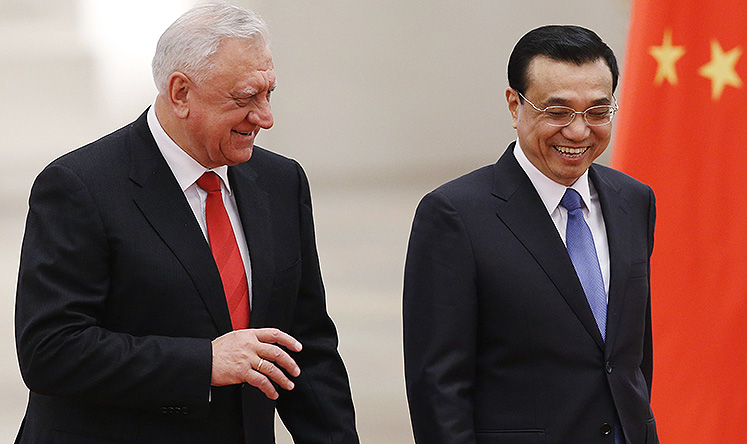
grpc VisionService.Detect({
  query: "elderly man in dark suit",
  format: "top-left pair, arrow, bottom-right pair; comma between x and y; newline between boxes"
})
15,3 -> 358,443
404,25 -> 659,444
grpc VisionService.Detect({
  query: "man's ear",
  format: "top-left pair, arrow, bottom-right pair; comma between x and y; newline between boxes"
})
168,72 -> 192,119
506,88 -> 520,130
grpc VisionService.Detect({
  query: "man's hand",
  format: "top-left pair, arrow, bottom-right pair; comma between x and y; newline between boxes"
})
211,328 -> 303,400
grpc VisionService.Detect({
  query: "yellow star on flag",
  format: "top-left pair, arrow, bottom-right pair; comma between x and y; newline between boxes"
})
649,30 -> 686,86
698,40 -> 743,100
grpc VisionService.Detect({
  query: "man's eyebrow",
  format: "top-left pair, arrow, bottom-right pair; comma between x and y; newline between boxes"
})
234,87 -> 258,96
543,96 -> 612,106
541,96 -> 574,106
232,83 -> 277,98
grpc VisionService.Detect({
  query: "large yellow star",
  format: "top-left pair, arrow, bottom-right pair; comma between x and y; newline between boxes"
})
698,40 -> 743,100
649,30 -> 686,86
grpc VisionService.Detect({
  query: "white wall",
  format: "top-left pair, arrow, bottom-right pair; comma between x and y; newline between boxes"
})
0,2 -> 632,442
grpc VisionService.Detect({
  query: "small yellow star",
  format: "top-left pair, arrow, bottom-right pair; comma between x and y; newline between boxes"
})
698,40 -> 743,100
649,30 -> 686,86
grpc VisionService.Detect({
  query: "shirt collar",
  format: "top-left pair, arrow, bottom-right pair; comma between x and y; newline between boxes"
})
147,104 -> 232,194
513,138 -> 592,213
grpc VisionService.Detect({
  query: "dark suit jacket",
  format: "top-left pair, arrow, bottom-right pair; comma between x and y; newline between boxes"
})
15,110 -> 358,444
403,143 -> 658,444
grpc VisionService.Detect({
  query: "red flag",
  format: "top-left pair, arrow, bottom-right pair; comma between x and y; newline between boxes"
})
613,2 -> 747,443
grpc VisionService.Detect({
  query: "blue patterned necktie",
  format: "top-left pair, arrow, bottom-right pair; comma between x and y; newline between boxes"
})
561,189 -> 623,443
560,188 -> 607,341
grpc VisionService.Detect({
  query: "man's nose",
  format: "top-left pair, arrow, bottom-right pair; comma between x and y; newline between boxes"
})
248,101 -> 273,129
561,113 -> 591,140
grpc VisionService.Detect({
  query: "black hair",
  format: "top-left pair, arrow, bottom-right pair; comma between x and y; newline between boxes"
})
507,25 -> 619,96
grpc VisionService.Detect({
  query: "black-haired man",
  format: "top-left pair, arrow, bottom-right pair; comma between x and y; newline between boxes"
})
404,25 -> 658,444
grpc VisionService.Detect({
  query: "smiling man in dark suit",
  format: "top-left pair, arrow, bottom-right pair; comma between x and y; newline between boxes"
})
15,3 -> 358,443
404,25 -> 659,444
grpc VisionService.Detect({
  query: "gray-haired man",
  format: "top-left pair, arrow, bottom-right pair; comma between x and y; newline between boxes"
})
15,3 -> 358,443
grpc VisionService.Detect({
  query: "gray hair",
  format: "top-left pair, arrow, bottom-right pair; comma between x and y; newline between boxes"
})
151,2 -> 270,94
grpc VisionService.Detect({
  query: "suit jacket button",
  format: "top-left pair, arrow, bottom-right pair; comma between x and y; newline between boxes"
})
601,423 -> 613,435
605,361 -> 613,373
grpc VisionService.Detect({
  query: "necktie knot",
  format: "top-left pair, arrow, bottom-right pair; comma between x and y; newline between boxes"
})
196,171 -> 222,193
560,188 -> 583,212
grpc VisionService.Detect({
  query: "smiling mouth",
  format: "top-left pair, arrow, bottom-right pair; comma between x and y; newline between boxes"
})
232,130 -> 255,137
554,145 -> 589,157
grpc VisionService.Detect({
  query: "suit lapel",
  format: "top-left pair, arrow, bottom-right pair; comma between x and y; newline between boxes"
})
589,166 -> 632,357
492,144 -> 605,349
229,164 -> 274,327
127,112 -> 233,333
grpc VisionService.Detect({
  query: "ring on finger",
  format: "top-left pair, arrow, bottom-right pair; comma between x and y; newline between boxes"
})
256,358 -> 265,372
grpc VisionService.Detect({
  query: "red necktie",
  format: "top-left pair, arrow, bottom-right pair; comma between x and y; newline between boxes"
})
196,172 -> 250,330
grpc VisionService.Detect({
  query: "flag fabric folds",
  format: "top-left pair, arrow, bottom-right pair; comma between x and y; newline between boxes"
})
613,2 -> 747,443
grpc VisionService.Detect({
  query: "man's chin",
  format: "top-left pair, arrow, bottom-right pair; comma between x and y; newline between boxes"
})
224,146 -> 254,166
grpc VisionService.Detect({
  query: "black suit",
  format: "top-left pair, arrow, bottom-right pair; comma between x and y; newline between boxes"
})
15,110 -> 358,444
403,143 -> 658,444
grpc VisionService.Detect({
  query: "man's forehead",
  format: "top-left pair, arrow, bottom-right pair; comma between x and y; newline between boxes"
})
207,39 -> 276,90
525,56 -> 613,96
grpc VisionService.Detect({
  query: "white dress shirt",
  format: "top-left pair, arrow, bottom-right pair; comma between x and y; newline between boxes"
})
513,140 -> 610,297
147,105 -> 253,306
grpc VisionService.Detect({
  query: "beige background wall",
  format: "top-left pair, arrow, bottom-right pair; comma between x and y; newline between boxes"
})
0,1 -> 631,442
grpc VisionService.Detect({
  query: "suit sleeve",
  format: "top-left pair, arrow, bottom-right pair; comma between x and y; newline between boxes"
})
403,190 -> 478,444
275,162 -> 359,443
641,186 -> 656,396
15,164 -> 213,414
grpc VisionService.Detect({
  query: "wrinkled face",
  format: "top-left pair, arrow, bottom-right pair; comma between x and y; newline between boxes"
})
507,56 -> 614,186
182,38 -> 275,168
